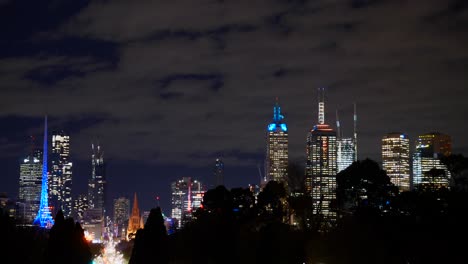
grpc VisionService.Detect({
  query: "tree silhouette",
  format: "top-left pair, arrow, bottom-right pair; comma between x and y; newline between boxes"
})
129,207 -> 169,264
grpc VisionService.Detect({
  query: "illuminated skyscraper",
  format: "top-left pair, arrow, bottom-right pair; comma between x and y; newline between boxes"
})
114,197 -> 130,240
382,133 -> 410,192
49,131 -> 73,217
265,98 -> 288,187
335,106 -> 357,173
214,158 -> 224,187
305,88 -> 337,227
171,177 -> 205,229
33,116 -> 54,228
72,194 -> 88,222
18,137 -> 42,224
88,144 -> 106,216
413,132 -> 452,189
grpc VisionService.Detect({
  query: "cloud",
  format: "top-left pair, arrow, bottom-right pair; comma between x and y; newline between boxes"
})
1,0 -> 468,169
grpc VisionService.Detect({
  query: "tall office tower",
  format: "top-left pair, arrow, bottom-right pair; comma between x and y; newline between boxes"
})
382,133 -> 411,192
18,137 -> 42,224
413,132 -> 452,189
127,193 -> 143,240
49,131 -> 73,217
113,197 -> 130,240
171,177 -> 205,229
33,116 -> 54,228
305,88 -> 337,228
214,158 -> 224,187
72,194 -> 88,222
88,144 -> 106,216
336,108 -> 357,173
265,98 -> 289,187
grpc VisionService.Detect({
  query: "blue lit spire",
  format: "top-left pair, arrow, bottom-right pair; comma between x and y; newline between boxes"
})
33,116 -> 54,228
268,97 -> 287,132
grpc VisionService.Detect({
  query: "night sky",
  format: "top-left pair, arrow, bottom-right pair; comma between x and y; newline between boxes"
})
1,0 -> 468,216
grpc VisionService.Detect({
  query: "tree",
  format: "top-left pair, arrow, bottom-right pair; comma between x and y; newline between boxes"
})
336,159 -> 397,214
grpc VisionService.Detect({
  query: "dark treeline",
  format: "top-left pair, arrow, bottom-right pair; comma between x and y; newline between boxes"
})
130,156 -> 468,264
2,155 -> 468,263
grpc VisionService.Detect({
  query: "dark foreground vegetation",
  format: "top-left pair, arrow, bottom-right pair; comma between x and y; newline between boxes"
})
2,156 -> 468,264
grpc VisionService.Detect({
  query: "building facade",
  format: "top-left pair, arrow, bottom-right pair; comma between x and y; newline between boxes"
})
265,99 -> 289,187
413,132 -> 452,190
337,138 -> 355,173
18,141 -> 42,225
73,194 -> 88,222
214,158 -> 224,187
88,144 -> 106,216
171,177 -> 205,229
49,131 -> 73,217
113,197 -> 130,240
127,193 -> 143,240
382,133 -> 411,192
305,88 -> 337,228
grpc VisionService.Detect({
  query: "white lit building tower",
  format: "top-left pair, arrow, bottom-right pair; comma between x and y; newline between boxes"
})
18,137 -> 42,224
265,98 -> 289,187
336,105 -> 357,173
171,177 -> 205,229
49,131 -> 73,217
413,132 -> 452,190
382,133 -> 411,192
305,88 -> 337,228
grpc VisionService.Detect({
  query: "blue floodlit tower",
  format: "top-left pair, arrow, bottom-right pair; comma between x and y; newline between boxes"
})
265,98 -> 288,187
33,116 -> 55,228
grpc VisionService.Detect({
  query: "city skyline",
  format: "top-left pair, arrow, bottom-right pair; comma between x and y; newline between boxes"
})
1,0 -> 468,216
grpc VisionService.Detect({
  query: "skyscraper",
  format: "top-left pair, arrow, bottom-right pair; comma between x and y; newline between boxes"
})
72,194 -> 88,222
265,98 -> 288,187
49,131 -> 73,217
171,177 -> 205,229
305,88 -> 337,227
214,158 -> 224,187
88,144 -> 106,216
382,133 -> 411,192
18,137 -> 42,224
33,116 -> 54,228
413,132 -> 452,189
336,106 -> 357,173
114,197 -> 130,240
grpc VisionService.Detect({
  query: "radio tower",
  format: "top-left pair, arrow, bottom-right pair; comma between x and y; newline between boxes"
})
33,116 -> 55,228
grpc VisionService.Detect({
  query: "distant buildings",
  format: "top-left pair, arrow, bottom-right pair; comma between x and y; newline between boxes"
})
265,98 -> 289,188
114,197 -> 130,240
49,131 -> 73,218
305,88 -> 337,227
72,194 -> 88,222
88,144 -> 106,216
413,132 -> 452,190
18,138 -> 42,224
214,158 -> 224,187
171,177 -> 205,229
382,133 -> 411,192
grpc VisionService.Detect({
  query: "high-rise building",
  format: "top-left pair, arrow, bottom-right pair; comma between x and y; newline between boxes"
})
127,193 -> 143,240
265,98 -> 288,187
33,116 -> 54,228
382,133 -> 411,192
18,137 -> 42,224
88,144 -> 106,216
413,132 -> 452,190
113,197 -> 130,240
214,158 -> 224,187
336,106 -> 357,173
171,177 -> 205,229
49,131 -> 73,217
72,194 -> 88,222
305,88 -> 337,228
